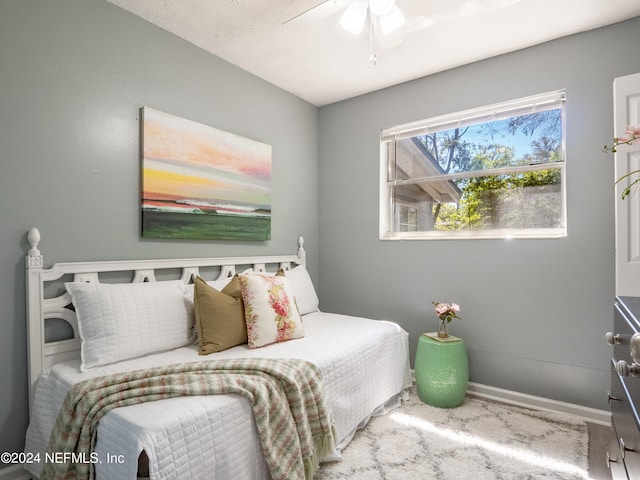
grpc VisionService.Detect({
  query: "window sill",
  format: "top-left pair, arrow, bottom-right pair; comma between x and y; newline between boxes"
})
379,228 -> 567,241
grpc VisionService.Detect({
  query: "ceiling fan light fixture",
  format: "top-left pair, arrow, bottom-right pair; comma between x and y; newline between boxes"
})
379,4 -> 405,35
340,0 -> 368,35
368,0 -> 396,16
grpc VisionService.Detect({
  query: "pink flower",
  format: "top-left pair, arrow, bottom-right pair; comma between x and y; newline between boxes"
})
627,124 -> 640,135
269,291 -> 289,318
432,301 -> 462,322
434,303 -> 450,316
624,125 -> 640,145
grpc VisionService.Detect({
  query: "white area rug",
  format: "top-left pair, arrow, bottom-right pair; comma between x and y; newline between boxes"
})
317,386 -> 589,480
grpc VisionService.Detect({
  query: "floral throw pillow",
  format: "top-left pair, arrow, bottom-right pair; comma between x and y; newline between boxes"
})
238,273 -> 304,348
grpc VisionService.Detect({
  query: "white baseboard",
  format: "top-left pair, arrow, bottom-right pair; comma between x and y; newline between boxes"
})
410,370 -> 611,426
0,465 -> 31,480
466,381 -> 611,426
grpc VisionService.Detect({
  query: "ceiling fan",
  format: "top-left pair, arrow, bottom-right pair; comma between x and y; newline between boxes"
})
284,0 -> 406,64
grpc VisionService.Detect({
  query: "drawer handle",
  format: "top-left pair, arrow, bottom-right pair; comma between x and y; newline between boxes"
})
605,332 -> 622,345
607,450 -> 618,467
620,437 -> 636,459
615,360 -> 640,377
631,332 -> 640,363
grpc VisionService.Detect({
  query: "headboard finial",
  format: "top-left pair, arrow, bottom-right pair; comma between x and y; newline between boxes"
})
26,228 -> 43,268
297,235 -> 305,260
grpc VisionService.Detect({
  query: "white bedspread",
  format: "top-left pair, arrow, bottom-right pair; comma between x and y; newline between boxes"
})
24,312 -> 411,480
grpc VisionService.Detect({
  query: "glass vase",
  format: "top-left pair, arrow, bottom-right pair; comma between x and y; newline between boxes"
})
437,319 -> 449,338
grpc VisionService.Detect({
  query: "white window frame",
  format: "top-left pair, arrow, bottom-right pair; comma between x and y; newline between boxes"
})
379,90 -> 567,240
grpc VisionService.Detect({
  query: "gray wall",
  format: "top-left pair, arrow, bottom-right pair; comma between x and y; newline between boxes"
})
318,17 -> 640,411
2,0 -> 640,470
0,0 -> 319,460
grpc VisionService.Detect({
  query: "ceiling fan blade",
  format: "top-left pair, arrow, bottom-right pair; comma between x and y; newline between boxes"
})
282,0 -> 350,27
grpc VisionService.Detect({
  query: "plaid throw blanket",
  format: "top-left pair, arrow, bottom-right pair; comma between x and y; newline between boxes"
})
40,358 -> 337,480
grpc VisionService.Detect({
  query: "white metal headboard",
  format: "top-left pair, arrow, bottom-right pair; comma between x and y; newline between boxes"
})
24,227 -> 306,409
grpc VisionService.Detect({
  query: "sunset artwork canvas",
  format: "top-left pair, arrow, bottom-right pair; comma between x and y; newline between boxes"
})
141,107 -> 272,240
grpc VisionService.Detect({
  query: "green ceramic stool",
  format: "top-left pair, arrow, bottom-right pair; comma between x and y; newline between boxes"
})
414,334 -> 468,408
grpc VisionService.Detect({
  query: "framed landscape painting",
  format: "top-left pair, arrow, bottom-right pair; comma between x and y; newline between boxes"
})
141,107 -> 271,240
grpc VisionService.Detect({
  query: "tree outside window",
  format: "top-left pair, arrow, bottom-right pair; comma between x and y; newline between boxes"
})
380,91 -> 566,240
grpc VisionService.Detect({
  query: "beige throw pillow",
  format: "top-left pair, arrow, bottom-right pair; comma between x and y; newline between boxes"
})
193,275 -> 247,355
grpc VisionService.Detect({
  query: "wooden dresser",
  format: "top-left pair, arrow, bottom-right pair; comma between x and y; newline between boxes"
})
607,296 -> 640,479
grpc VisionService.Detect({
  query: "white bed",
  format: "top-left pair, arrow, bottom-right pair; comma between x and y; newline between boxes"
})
22,228 -> 411,479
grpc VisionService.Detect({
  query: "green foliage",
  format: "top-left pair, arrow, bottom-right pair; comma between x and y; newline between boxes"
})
419,109 -> 562,231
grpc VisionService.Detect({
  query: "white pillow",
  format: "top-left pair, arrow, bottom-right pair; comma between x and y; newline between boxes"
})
184,274 -> 235,301
65,280 -> 194,371
285,265 -> 320,315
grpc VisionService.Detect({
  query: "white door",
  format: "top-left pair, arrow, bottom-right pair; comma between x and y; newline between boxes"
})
615,72 -> 640,296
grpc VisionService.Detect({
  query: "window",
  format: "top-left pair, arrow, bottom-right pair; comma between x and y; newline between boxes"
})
380,91 -> 566,240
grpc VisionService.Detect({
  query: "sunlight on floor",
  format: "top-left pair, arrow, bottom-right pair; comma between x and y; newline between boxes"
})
390,411 -> 593,480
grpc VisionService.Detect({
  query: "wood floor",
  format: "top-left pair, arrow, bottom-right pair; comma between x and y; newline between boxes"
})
589,422 -> 613,480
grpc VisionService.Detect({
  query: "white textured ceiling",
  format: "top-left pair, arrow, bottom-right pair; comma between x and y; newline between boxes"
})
106,0 -> 640,106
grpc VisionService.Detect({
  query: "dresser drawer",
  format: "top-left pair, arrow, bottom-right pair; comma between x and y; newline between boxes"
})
611,360 -> 640,479
610,420 -> 632,480
614,301 -> 640,409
